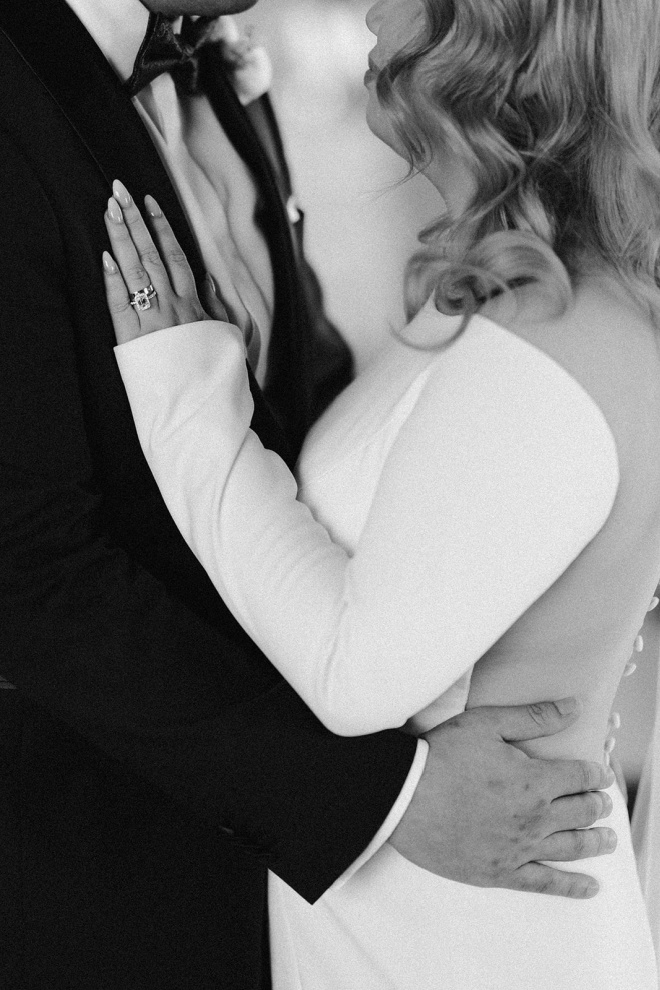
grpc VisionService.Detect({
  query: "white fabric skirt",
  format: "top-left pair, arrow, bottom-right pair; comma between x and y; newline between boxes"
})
269,783 -> 657,990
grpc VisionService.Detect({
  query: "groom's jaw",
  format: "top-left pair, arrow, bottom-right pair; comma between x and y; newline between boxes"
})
141,0 -> 259,17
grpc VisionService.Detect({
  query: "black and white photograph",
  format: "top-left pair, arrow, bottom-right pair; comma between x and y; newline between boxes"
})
1,1 -> 659,986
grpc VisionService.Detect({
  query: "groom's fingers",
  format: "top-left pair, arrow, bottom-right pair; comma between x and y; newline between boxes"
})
539,757 -> 615,801
549,791 -> 613,832
485,698 -> 582,742
506,863 -> 599,899
535,826 -> 617,863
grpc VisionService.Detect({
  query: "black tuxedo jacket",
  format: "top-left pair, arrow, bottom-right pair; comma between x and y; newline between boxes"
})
0,3 -> 417,988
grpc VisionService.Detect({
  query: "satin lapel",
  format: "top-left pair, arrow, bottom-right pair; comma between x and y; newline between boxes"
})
0,0 -> 293,462
198,51 -> 306,401
198,52 -> 298,293
0,0 -> 205,286
197,54 -> 301,463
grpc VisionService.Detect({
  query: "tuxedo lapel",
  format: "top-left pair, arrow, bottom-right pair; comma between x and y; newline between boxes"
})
197,50 -> 354,456
0,0 -> 294,463
0,0 -> 206,287
197,57 -> 305,463
198,52 -> 305,383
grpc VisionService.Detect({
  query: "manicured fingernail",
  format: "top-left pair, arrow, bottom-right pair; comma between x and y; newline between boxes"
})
102,251 -> 118,273
605,767 -> 616,786
585,881 -> 599,897
206,272 -> 217,294
555,697 -> 579,716
145,194 -> 162,218
112,179 -> 132,208
107,197 -> 123,223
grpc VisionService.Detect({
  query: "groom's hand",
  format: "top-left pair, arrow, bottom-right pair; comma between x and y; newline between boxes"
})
388,699 -> 616,899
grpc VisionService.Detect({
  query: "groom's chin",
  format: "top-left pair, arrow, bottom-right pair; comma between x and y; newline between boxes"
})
141,0 -> 259,17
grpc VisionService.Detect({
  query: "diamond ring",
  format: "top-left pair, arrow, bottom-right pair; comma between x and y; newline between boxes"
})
129,283 -> 157,312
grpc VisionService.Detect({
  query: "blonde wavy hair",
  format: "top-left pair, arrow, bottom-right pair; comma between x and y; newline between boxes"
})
375,0 -> 660,332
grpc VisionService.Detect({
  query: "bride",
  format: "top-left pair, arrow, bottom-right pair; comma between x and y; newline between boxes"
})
100,0 -> 659,985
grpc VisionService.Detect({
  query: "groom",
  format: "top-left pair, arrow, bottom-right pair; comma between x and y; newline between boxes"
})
0,0 -> 616,987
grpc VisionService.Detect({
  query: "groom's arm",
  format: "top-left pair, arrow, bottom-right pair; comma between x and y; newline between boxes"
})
0,132 -> 417,899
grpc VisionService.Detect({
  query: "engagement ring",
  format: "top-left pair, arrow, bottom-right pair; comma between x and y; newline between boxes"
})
129,283 -> 157,311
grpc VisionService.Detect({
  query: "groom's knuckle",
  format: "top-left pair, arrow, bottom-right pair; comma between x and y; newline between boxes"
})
567,875 -> 596,899
526,702 -> 549,728
574,761 -> 592,793
574,792 -> 596,826
522,816 -> 542,844
569,829 -> 588,857
558,877 -> 581,899
589,827 -> 615,857
587,761 -> 604,790
536,874 -> 560,896
519,871 -> 556,895
586,791 -> 603,822
526,798 -> 548,832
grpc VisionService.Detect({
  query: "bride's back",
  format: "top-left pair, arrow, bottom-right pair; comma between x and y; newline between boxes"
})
467,276 -> 660,764
368,0 -> 660,767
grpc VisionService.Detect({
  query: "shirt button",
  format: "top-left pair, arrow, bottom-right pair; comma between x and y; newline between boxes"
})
609,711 -> 621,730
286,195 -> 301,224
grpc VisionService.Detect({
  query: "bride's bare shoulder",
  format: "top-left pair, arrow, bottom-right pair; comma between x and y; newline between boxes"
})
480,271 -> 655,354
478,272 -> 660,446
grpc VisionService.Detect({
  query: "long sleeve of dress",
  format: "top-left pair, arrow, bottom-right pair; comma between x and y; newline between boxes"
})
115,314 -> 620,736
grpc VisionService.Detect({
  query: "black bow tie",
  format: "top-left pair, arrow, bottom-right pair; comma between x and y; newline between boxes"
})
125,13 -> 218,97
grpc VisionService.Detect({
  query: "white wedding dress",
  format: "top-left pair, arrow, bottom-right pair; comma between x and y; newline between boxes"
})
116,301 -> 659,988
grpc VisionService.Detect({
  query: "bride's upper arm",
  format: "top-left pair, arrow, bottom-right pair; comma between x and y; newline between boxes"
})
333,316 -> 620,730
